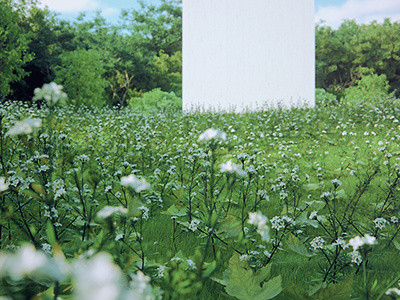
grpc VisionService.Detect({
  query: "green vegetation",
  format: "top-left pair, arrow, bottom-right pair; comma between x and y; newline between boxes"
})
2,94 -> 400,298
2,1 -> 400,299
2,0 -> 400,108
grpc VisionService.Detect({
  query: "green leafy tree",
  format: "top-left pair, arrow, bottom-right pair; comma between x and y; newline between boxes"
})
121,0 -> 182,55
54,49 -> 107,107
10,6 -> 76,100
316,19 -> 400,98
152,50 -> 182,97
0,0 -> 33,99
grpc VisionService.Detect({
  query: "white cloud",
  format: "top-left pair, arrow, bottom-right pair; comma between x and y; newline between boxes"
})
38,0 -> 116,15
316,0 -> 400,28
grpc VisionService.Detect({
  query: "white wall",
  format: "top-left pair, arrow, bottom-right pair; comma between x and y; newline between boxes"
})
183,0 -> 315,112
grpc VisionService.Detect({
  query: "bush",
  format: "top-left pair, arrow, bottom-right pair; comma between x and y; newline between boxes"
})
315,88 -> 338,106
343,73 -> 393,105
127,88 -> 182,112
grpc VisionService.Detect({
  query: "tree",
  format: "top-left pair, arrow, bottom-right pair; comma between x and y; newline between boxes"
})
54,49 -> 107,107
0,0 -> 33,99
9,6 -> 76,101
121,0 -> 182,55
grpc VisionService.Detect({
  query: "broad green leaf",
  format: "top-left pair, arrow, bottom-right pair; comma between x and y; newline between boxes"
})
163,204 -> 187,217
283,233 -> 314,257
297,211 -> 319,229
313,276 -> 353,299
221,253 -> 282,300
335,189 -> 347,199
283,283 -> 311,299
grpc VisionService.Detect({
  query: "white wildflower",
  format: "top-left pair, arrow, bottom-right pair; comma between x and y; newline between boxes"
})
97,206 -> 128,219
121,174 -> 150,192
33,82 -> 67,107
73,253 -> 123,300
310,236 -> 325,251
219,160 -> 247,177
189,219 -> 200,232
348,234 -> 376,251
248,211 -> 270,241
0,177 -> 8,191
6,118 -> 42,136
350,250 -> 363,265
374,217 -> 388,229
198,128 -> 226,142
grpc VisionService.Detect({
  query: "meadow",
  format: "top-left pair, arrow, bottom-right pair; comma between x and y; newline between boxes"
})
2,95 -> 400,299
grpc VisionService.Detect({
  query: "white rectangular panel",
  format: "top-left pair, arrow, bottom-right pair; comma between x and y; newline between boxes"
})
183,0 -> 315,112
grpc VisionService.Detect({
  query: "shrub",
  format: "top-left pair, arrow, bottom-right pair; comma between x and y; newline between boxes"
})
315,88 -> 338,106
343,73 -> 393,104
127,88 -> 182,112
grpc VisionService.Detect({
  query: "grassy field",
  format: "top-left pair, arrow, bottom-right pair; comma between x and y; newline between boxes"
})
1,98 -> 400,299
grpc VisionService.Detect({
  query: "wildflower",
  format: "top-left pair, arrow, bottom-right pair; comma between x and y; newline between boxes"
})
121,174 -> 150,193
41,243 -> 53,255
248,211 -> 270,241
386,288 -> 400,296
6,118 -> 42,136
186,259 -> 196,270
350,250 -> 362,265
97,206 -> 128,219
348,234 -> 376,251
270,216 -> 285,231
127,271 -> 155,298
0,177 -> 8,191
138,206 -> 149,220
220,160 -> 247,177
331,237 -> 349,249
320,191 -> 332,199
310,236 -> 325,251
331,179 -> 342,188
73,253 -> 123,300
391,216 -> 399,224
198,128 -> 226,142
33,82 -> 67,107
239,254 -> 249,261
156,265 -> 166,278
309,211 -> 318,220
373,217 -> 388,229
189,219 -> 200,232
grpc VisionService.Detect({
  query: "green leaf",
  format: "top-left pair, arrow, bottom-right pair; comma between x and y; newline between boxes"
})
219,253 -> 282,300
297,211 -> 319,229
31,183 -> 45,196
313,276 -> 353,299
283,283 -> 311,299
46,221 -> 56,246
304,183 -> 324,191
335,189 -> 347,199
163,204 -> 187,217
202,260 -> 217,278
283,233 -> 315,257
392,239 -> 400,251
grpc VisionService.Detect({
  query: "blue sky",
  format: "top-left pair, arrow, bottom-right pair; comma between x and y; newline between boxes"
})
39,0 -> 400,29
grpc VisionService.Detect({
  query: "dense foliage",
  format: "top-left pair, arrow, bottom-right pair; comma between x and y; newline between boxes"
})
2,0 -> 400,107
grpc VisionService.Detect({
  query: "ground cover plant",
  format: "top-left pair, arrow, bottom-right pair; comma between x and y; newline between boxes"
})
2,87 -> 400,299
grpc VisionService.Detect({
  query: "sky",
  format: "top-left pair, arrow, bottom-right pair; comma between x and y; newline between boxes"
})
37,0 -> 400,29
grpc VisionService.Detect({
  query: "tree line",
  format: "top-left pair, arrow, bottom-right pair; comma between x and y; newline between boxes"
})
1,0 -> 400,108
